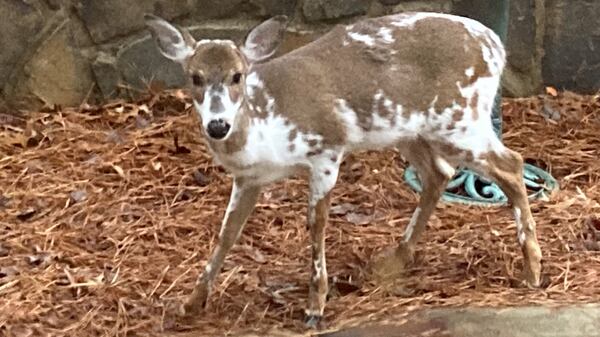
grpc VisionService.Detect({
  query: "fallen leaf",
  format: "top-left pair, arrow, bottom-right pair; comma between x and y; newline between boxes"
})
193,169 -> 211,186
0,266 -> 19,279
16,208 -> 36,221
545,86 -> 558,97
106,130 -> 124,144
330,203 -> 356,215
345,212 -> 373,225
70,190 -> 87,203
0,243 -> 9,257
135,115 -> 150,129
111,164 -> 126,179
152,161 -> 162,171
0,194 -> 10,209
27,252 -> 52,267
449,247 -> 461,255
241,245 -> 266,264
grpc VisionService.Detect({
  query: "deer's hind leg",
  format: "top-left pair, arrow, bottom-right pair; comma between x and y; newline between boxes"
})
466,144 -> 542,287
369,138 -> 453,281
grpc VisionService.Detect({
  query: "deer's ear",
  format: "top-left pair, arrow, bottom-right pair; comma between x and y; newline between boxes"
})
241,15 -> 289,64
144,14 -> 195,63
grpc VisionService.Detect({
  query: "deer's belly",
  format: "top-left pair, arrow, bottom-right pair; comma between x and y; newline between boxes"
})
232,162 -> 306,185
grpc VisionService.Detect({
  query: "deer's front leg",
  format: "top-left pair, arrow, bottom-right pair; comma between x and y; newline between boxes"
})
305,154 -> 341,328
180,179 -> 261,316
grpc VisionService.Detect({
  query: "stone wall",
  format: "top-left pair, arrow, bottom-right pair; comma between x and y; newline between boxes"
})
1,0 -> 598,112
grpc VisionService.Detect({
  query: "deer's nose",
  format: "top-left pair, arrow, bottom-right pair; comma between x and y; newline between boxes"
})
206,119 -> 230,140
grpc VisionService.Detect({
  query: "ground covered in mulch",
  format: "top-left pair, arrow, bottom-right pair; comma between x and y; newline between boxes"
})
1,90 -> 599,337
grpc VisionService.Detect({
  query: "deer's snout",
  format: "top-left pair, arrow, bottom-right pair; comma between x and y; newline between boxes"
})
206,119 -> 231,140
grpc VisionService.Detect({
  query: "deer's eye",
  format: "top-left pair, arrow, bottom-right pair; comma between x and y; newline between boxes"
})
232,72 -> 242,85
191,74 -> 204,86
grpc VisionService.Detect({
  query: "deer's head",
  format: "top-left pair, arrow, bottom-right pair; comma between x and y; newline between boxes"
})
145,14 -> 288,140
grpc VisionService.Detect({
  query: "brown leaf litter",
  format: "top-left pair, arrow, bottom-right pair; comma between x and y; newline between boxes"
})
1,90 -> 599,336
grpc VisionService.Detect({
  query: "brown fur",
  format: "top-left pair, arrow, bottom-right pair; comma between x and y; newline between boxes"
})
248,15 -> 493,144
307,191 -> 331,316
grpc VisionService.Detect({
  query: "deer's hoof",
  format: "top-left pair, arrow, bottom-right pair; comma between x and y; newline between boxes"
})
178,298 -> 206,317
176,285 -> 210,318
368,244 -> 413,282
304,314 -> 322,329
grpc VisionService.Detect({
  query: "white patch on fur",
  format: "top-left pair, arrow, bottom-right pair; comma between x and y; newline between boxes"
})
403,207 -> 421,242
465,66 -> 475,78
219,183 -> 240,239
245,72 -> 263,97
346,26 -> 394,47
383,98 -> 394,110
435,156 -> 456,178
439,75 -> 503,157
218,84 -> 336,186
336,97 -> 427,150
377,27 -> 394,43
313,259 -> 326,282
514,207 -> 526,245
309,150 -> 342,207
305,308 -> 324,317
347,32 -> 375,46
335,99 -> 364,144
204,263 -> 213,275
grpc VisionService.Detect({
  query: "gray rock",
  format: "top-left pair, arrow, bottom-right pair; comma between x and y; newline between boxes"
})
392,0 -> 452,13
502,0 -> 543,97
506,0 -> 537,73
249,0 -> 298,17
192,0 -> 247,19
543,0 -> 600,93
320,305 -> 600,337
0,0 -> 48,92
302,0 -> 369,21
76,0 -> 203,44
378,0 -> 402,6
92,52 -> 121,98
11,19 -> 95,108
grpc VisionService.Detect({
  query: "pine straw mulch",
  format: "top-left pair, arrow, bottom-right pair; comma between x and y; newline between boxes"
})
1,90 -> 600,337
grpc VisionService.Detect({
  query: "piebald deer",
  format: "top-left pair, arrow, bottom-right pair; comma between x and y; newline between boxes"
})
145,12 -> 542,327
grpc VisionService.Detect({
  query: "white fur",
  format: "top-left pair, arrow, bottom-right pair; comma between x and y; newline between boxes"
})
346,27 -> 394,48
377,27 -> 394,43
194,85 -> 242,140
309,151 -> 342,205
403,207 -> 421,242
205,263 -> 213,275
435,156 -> 456,178
347,32 -> 375,46
245,71 -> 263,98
465,66 -> 475,78
219,182 -> 240,239
336,97 -> 429,151
513,207 -> 526,245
